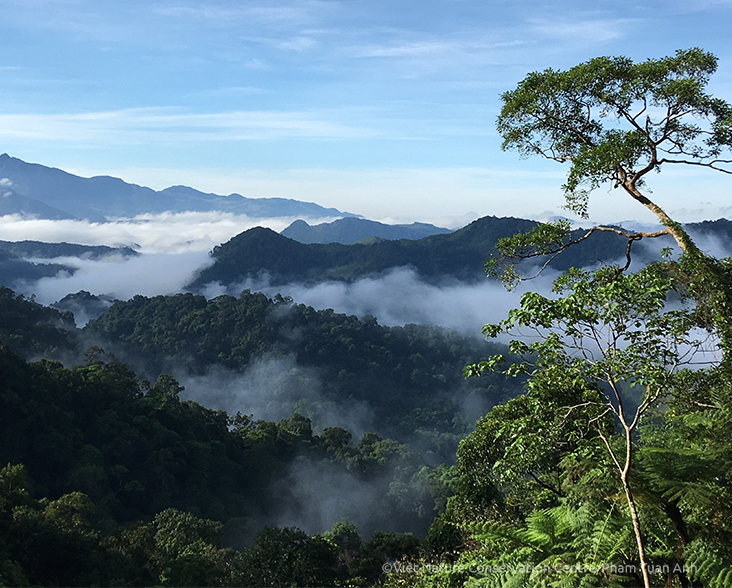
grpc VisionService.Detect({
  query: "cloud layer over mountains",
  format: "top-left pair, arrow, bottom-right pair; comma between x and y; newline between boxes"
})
5,208 -> 732,337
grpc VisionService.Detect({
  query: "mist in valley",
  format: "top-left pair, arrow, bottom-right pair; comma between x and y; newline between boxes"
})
176,356 -> 377,440
5,213 -> 732,538
3,211 -> 563,334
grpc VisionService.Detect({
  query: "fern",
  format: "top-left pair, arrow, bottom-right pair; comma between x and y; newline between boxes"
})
640,445 -> 721,508
685,539 -> 732,588
456,503 -> 638,588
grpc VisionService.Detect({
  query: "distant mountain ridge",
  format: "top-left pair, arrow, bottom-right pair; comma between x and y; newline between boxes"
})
0,183 -> 76,219
190,217 -> 732,290
0,241 -> 139,290
0,240 -> 138,260
188,216 -> 638,289
281,217 -> 452,244
0,154 -> 356,221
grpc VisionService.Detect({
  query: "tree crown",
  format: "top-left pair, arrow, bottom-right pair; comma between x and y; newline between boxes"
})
497,48 -> 732,217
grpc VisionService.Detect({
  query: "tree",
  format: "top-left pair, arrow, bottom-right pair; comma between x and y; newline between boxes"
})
151,509 -> 233,587
471,49 -> 732,581
467,264 -> 712,587
494,48 -> 732,348
236,526 -> 338,587
380,48 -> 732,588
497,48 -> 731,248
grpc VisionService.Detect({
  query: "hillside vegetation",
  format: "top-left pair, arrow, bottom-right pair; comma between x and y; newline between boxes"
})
0,287 -> 472,586
83,289 -> 520,453
189,215 -> 642,288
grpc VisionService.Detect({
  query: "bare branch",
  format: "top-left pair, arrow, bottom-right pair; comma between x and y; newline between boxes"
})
598,428 -> 623,473
505,224 -> 672,284
657,157 -> 732,174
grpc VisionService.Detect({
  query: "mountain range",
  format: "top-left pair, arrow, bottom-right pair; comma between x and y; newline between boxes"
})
2,154 -> 731,299
188,216 -> 641,288
281,217 -> 452,244
0,154 -> 355,221
190,217 -> 732,289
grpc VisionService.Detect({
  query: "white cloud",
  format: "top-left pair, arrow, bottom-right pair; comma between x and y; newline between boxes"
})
528,17 -> 637,43
0,211 -> 337,253
23,251 -> 212,306
351,36 -> 527,60
243,34 -> 318,52
355,40 -> 459,58
152,2 -> 330,26
199,266 -> 567,337
192,86 -> 268,98
0,107 -> 380,144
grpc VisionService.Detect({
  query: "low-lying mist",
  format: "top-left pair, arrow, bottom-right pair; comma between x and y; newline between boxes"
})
6,212 -> 730,337
177,356 -> 377,440
0,211 -> 337,253
201,267 -> 561,335
21,251 -> 213,310
8,213 -> 732,539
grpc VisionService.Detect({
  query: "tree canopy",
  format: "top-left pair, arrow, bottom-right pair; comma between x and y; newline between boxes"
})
494,48 -> 732,350
497,47 -> 732,250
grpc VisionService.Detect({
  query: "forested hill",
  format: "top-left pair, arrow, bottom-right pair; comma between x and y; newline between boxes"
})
0,288 -> 470,585
83,290 -> 521,452
188,215 -> 641,289
0,240 -> 138,260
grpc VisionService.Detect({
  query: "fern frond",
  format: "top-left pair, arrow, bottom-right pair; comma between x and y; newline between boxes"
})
686,539 -> 732,588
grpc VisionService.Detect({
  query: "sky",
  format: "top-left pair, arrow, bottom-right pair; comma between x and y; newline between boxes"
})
1,0 -> 731,227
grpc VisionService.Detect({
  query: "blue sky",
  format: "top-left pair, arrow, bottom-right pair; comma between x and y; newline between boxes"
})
1,0 -> 731,227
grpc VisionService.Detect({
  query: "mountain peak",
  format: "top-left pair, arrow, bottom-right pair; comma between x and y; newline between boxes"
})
281,217 -> 451,244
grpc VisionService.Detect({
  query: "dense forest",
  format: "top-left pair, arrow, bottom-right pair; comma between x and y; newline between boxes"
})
5,240 -> 732,587
0,284 -> 514,586
82,289 -> 521,458
187,216 -> 648,289
187,216 -> 732,291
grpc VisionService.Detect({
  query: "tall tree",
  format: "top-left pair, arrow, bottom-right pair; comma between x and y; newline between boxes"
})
464,48 -> 732,588
494,48 -> 732,348
497,47 -> 731,251
468,263 -> 716,587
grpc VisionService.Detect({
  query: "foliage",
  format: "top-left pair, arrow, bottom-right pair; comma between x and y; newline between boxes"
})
403,47 -> 732,588
0,460 -> 436,587
497,48 -> 732,221
493,47 -> 732,351
84,289 -> 521,456
188,216 -> 642,288
0,341 -> 454,537
0,285 -> 76,357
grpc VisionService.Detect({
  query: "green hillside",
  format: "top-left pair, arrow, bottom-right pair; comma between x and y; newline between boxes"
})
189,215 -> 643,289
84,290 -> 522,453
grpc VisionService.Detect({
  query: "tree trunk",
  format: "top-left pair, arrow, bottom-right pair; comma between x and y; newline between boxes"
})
615,423 -> 651,588
621,474 -> 651,588
623,182 -> 698,255
623,182 -> 732,352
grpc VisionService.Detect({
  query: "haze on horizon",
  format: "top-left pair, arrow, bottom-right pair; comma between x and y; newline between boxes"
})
1,0 -> 731,228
